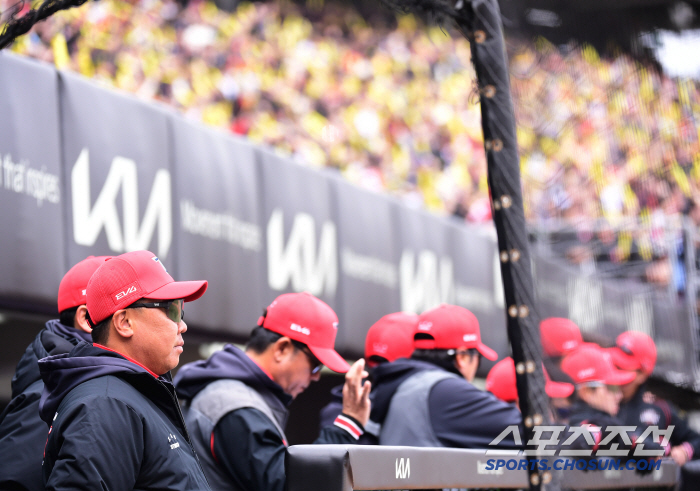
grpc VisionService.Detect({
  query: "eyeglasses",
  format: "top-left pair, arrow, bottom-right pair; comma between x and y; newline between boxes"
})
125,299 -> 184,323
292,340 -> 323,375
581,381 -> 621,394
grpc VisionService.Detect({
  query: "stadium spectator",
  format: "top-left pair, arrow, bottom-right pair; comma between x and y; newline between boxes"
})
173,292 -> 371,491
609,331 -> 700,467
318,311 -> 418,440
39,250 -> 209,491
0,256 -> 109,491
485,356 -> 573,411
371,304 -> 522,448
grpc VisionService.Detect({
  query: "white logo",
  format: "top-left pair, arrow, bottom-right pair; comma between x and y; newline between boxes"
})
115,285 -> 137,300
400,250 -> 453,313
290,323 -> 311,336
395,458 -> 410,479
372,342 -> 388,354
577,368 -> 596,379
81,289 -> 87,296
267,209 -> 337,297
463,334 -> 477,342
71,148 -> 172,258
168,433 -> 180,450
640,409 -> 660,426
417,321 -> 432,331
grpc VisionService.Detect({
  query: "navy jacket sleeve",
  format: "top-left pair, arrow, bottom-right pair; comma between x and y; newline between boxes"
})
0,380 -> 45,491
428,378 -> 523,449
213,408 -> 358,491
44,397 -> 144,491
661,400 -> 700,459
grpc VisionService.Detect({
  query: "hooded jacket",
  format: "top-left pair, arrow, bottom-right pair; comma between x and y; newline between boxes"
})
370,358 -> 522,449
39,341 -> 210,491
174,345 -> 361,491
617,383 -> 700,461
0,320 -> 91,491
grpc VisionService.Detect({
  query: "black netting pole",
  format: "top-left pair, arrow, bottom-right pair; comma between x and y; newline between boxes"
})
451,1 -> 558,490
0,0 -> 90,50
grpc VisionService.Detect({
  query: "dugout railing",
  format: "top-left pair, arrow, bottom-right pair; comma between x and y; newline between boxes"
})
286,445 -> 678,490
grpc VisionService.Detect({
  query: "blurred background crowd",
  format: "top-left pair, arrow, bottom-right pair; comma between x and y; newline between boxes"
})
4,0 -> 700,288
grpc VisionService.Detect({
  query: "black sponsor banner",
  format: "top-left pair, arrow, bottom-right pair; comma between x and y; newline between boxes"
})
0,54 -> 64,304
447,224 -> 508,365
259,150 -> 339,319
171,118 -> 263,336
60,72 -> 175,276
333,176 -> 401,354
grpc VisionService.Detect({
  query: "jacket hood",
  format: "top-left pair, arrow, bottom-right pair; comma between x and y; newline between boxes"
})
11,319 -> 90,398
174,344 -> 292,407
370,358 -> 437,424
38,341 -> 162,424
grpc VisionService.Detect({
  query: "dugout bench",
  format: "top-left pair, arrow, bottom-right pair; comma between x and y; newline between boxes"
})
286,445 -> 678,490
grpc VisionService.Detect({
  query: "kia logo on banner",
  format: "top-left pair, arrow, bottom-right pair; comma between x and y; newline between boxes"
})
395,458 -> 410,479
400,249 -> 454,313
267,208 -> 338,297
71,148 -> 172,258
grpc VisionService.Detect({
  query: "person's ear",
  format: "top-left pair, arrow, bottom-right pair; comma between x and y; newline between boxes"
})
273,337 -> 294,363
74,305 -> 92,333
112,310 -> 135,339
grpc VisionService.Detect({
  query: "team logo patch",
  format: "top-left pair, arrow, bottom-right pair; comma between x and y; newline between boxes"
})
640,409 -> 660,425
418,321 -> 432,331
373,342 -> 388,354
463,334 -> 477,342
168,433 -> 180,450
291,323 -> 311,335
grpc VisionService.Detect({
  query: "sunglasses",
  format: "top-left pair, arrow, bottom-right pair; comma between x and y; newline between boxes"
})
292,340 -> 323,375
582,381 -> 621,394
125,299 -> 184,323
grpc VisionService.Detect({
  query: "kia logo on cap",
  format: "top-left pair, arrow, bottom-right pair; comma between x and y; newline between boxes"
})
463,334 -> 477,342
418,321 -> 432,331
373,342 -> 388,354
578,368 -> 595,379
290,323 -> 311,336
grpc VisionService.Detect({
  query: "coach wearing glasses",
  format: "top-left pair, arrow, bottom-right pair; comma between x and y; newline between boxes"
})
174,292 -> 371,491
39,250 -> 210,491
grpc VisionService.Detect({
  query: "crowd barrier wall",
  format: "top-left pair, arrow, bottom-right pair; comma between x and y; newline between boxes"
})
0,52 -> 697,384
286,445 -> 678,490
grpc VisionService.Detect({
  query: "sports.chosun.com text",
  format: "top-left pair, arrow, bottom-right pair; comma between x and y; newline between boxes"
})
484,458 -> 662,472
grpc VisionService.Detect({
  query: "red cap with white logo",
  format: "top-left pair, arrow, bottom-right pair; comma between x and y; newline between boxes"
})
540,317 -> 583,357
561,345 -> 636,386
258,292 -> 350,374
58,256 -> 112,312
607,331 -> 657,376
364,312 -> 418,366
415,304 -> 497,361
486,357 -> 574,402
86,250 -> 208,324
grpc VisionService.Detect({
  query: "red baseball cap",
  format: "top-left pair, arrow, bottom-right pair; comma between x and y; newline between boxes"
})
540,318 -> 583,357
608,331 -> 657,375
258,292 -> 350,373
415,304 -> 497,361
486,357 -> 574,402
561,345 -> 636,386
365,312 -> 418,366
86,250 -> 208,324
57,256 -> 112,312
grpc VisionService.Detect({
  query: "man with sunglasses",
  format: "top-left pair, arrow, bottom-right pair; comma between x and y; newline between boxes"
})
0,256 -> 109,491
609,331 -> 700,471
174,292 -> 371,491
371,304 -> 522,449
39,250 -> 209,491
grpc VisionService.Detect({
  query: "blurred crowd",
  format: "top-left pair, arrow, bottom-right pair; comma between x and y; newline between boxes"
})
4,0 -> 700,274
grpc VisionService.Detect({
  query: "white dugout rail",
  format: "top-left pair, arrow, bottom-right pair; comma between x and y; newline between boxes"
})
285,445 -> 678,490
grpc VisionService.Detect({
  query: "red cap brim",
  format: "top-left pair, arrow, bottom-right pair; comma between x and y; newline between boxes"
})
545,380 -> 574,399
308,345 -> 350,373
607,347 -> 641,371
148,280 -> 208,303
604,366 -> 637,386
477,342 -> 498,361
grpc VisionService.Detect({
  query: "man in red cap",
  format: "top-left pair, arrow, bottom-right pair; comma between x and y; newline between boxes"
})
610,331 -> 700,468
560,344 -> 645,455
486,357 -> 574,409
174,292 -> 371,491
318,312 -> 418,441
371,304 -> 521,449
39,250 -> 209,491
0,255 -> 109,491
